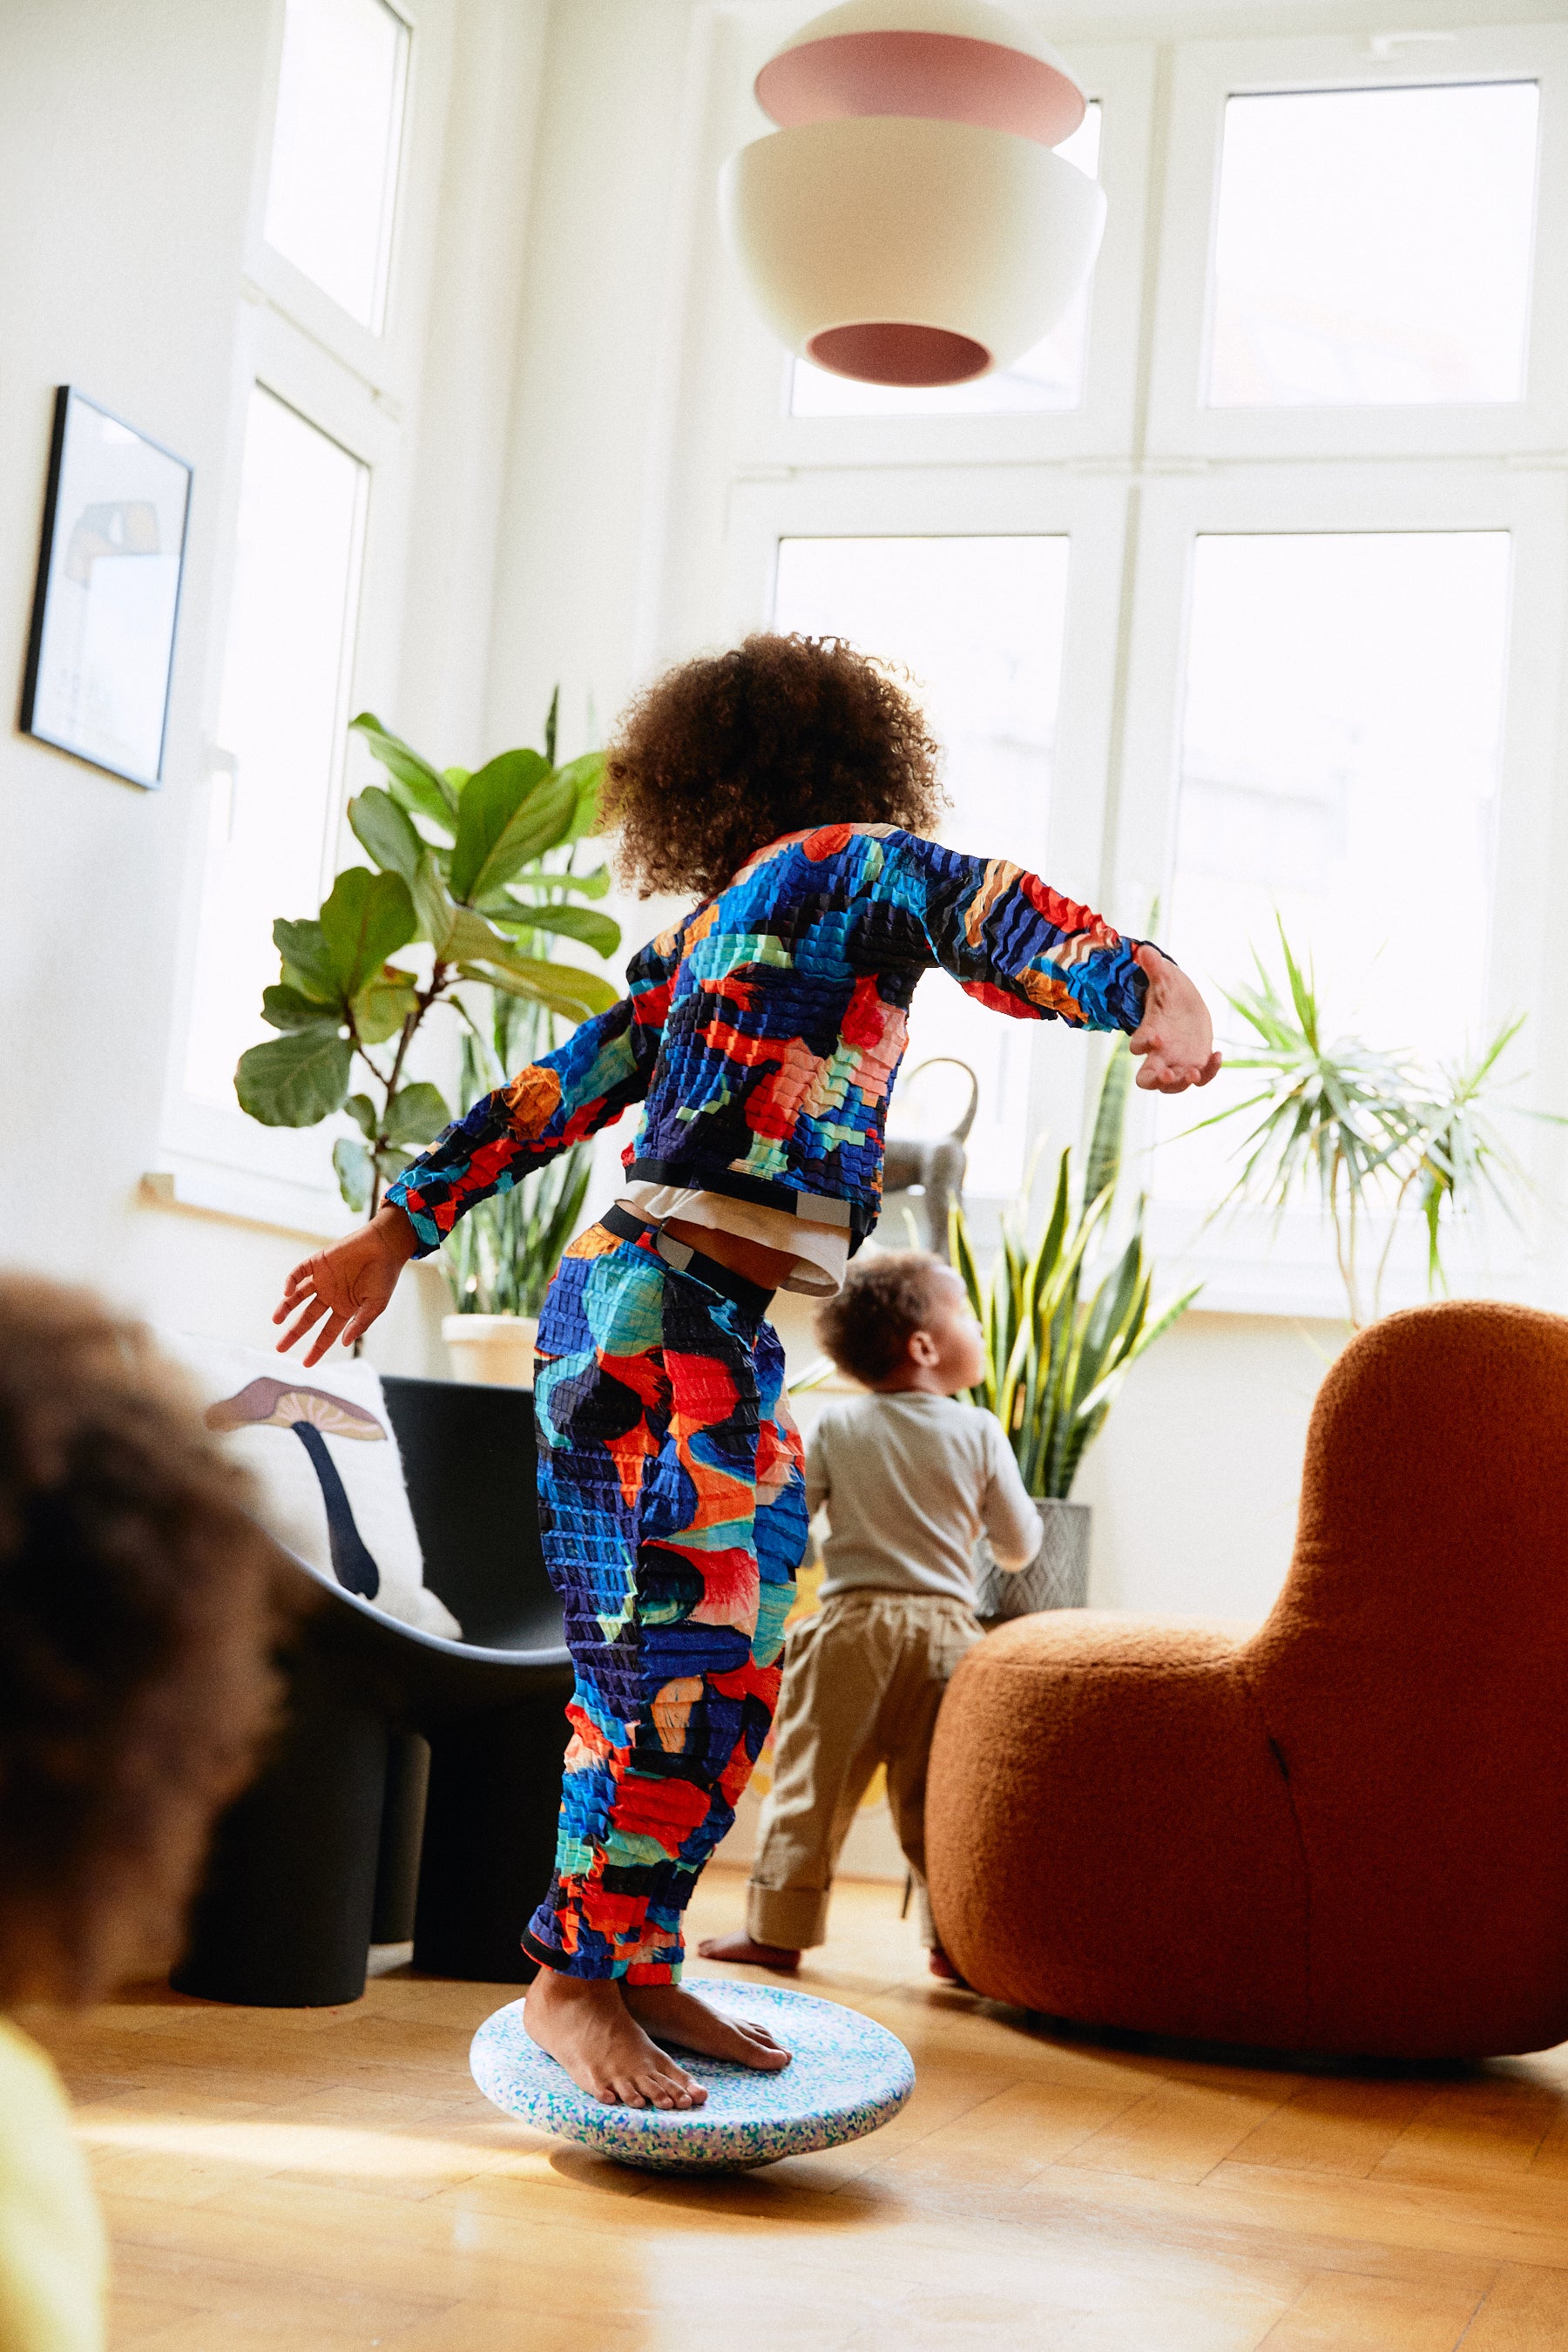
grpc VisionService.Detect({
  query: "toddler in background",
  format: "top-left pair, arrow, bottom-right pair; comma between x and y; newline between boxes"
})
700,1250 -> 1039,1984
0,1278 -> 283,2352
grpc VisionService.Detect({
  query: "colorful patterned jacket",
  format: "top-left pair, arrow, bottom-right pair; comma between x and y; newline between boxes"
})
386,824 -> 1151,1259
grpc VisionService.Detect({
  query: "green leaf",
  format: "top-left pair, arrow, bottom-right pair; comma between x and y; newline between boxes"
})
273,917 -> 339,1005
457,956 -> 617,1018
555,748 -> 607,840
235,1029 -> 352,1128
262,984 -> 340,1033
319,867 -> 417,999
343,1093 -> 378,1140
443,767 -> 471,793
452,752 -> 578,902
543,686 -> 559,769
383,1081 -> 451,1147
352,964 -> 418,1047
412,850 -> 459,955
350,713 -> 456,829
490,901 -> 621,958
1085,1038 -> 1131,1208
333,1136 -> 374,1213
348,787 -> 423,885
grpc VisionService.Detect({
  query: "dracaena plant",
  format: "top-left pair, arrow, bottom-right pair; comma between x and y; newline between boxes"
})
1191,919 -> 1532,1328
235,697 -> 621,1220
950,1042 -> 1201,1499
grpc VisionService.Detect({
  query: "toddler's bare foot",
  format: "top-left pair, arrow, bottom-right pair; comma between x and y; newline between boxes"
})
696,1930 -> 801,1975
625,1981 -> 792,2072
524,1969 -> 706,2109
928,1945 -> 969,1987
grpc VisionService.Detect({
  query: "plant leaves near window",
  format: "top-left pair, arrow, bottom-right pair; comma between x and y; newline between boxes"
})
382,1081 -> 451,1147
236,1026 -> 353,1127
244,699 -> 621,1216
318,867 -> 418,1001
274,916 -> 339,1005
456,956 -> 617,1017
352,964 -> 419,1047
262,983 -> 341,1032
488,901 -> 621,958
553,748 -> 608,841
349,712 -> 457,828
452,753 -> 575,902
333,1135 -> 373,1213
348,786 -> 423,884
951,1041 -> 1199,1498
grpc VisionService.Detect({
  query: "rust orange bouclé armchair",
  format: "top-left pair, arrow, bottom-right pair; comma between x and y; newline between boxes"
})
925,1302 -> 1568,2058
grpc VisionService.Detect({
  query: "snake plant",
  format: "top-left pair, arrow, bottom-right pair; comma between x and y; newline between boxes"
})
950,1042 -> 1200,1498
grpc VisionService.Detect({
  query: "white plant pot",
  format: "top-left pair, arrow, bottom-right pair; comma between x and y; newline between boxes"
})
441,1313 -> 539,1388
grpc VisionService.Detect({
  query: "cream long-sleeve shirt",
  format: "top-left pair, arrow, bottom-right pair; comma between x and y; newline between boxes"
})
806,1391 -> 1042,1606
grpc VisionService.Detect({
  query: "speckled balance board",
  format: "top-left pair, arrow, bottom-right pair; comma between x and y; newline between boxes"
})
469,1977 -> 916,2172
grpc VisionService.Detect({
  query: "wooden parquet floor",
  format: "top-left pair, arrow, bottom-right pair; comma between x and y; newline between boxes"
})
30,1870 -> 1568,2351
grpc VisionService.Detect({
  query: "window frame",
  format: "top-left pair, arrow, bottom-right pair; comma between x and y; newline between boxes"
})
1145,24 -> 1568,462
723,465 -> 1133,1197
155,0 -> 453,1235
1111,463 -> 1568,1315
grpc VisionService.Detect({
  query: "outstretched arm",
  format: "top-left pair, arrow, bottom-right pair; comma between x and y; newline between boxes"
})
273,932 -> 677,1363
883,832 -> 1219,1093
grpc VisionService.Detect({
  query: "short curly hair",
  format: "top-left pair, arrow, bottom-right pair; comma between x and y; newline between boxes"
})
814,1250 -> 949,1388
0,1278 -> 287,2005
602,632 -> 945,899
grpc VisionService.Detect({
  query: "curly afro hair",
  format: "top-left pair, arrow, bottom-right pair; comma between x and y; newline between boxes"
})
602,632 -> 946,899
0,1278 -> 288,2005
814,1250 -> 949,1389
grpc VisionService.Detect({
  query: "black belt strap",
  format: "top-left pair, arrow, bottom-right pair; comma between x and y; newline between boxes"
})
601,1203 -> 776,1316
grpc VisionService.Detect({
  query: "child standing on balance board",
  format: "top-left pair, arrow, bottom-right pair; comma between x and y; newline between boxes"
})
273,633 -> 1219,2112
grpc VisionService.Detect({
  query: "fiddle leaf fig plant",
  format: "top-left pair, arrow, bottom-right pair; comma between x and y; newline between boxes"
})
235,700 -> 620,1219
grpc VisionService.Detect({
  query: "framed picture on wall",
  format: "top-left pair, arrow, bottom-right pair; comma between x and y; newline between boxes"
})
20,386 -> 193,790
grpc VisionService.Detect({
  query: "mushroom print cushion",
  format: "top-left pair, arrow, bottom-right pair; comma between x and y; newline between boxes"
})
161,1333 -> 460,1639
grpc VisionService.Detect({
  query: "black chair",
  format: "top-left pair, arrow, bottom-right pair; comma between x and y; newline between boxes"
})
172,1377 -> 573,2007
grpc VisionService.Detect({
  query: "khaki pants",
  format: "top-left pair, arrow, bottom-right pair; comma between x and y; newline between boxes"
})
747,1590 -> 983,1950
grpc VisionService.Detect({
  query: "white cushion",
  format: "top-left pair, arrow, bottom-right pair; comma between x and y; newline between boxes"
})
162,1333 -> 461,1641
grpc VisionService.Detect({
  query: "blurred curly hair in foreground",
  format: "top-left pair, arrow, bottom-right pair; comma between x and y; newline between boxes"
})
0,1278 -> 287,2006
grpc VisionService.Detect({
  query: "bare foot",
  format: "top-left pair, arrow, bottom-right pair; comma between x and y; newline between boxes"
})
695,1931 -> 801,1975
625,1981 -> 792,2072
524,1969 -> 706,2109
928,1945 -> 969,1987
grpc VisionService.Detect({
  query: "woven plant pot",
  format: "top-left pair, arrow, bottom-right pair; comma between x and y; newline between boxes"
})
973,1497 -> 1090,1623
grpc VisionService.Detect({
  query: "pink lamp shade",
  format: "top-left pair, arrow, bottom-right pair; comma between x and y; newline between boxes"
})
721,1 -> 1103,388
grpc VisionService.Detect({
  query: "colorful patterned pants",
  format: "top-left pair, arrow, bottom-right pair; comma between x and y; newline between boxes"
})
524,1210 -> 808,1981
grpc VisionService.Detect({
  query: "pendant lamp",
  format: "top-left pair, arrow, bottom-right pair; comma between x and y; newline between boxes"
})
719,0 -> 1106,389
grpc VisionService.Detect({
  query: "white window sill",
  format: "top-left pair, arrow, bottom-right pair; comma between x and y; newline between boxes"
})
141,1153 -> 360,1243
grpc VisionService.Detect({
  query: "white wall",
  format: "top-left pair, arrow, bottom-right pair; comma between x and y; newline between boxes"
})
0,0 -> 548,1374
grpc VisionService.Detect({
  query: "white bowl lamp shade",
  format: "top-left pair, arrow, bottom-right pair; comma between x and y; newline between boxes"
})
722,0 -> 1105,387
720,113 -> 1106,387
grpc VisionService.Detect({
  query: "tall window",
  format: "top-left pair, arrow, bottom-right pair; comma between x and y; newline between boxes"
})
1206,83 -> 1538,409
773,535 -> 1071,1194
264,0 -> 409,330
164,0 -> 421,1210
1158,529 -> 1512,1209
184,393 -> 367,1107
704,18 -> 1568,1307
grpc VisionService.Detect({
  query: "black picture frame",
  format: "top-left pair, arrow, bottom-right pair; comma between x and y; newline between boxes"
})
19,386 -> 193,791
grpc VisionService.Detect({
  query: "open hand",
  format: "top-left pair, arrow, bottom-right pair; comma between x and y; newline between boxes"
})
1129,944 -> 1221,1093
274,1206 -> 418,1367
